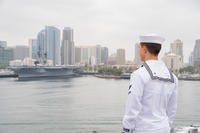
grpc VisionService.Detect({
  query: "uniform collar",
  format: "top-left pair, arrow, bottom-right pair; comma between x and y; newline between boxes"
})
143,60 -> 174,83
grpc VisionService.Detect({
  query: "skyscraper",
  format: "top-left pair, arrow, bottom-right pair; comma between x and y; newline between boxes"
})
37,29 -> 46,63
74,45 -> 108,65
96,45 -> 101,65
134,43 -> 142,66
29,39 -> 37,59
116,49 -> 126,65
81,46 -> 90,64
0,41 -> 7,48
0,46 -> 13,68
61,27 -> 75,65
74,45 -> 93,65
101,47 -> 109,65
108,53 -> 117,65
37,26 -> 60,66
170,39 -> 183,62
45,26 -> 60,66
193,39 -> 200,70
189,52 -> 194,66
162,53 -> 182,74
75,47 -> 82,64
13,45 -> 29,60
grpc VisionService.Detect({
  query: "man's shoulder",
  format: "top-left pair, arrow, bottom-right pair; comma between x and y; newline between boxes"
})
132,65 -> 147,75
130,66 -> 150,82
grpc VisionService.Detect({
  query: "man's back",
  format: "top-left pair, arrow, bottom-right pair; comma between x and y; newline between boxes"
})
123,60 -> 178,133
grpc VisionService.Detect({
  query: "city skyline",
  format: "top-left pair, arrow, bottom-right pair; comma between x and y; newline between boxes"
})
1,0 -> 200,63
1,29 -> 200,64
1,25 -> 199,64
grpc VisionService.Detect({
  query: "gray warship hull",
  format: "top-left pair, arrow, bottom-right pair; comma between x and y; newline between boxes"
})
11,66 -> 81,80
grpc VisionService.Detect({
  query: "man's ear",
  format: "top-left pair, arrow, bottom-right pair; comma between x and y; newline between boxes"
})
143,45 -> 148,54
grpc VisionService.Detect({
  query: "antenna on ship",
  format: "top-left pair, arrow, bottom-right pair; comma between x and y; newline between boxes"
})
44,53 -> 47,65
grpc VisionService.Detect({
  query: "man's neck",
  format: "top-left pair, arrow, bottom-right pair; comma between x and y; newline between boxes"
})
144,55 -> 158,62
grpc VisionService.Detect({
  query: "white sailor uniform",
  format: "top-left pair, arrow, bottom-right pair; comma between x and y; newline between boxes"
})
122,60 -> 178,133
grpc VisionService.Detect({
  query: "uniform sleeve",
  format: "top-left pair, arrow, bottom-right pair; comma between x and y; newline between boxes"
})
166,77 -> 178,127
122,73 -> 144,133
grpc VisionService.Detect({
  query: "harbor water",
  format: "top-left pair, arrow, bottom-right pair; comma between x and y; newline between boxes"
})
0,76 -> 200,133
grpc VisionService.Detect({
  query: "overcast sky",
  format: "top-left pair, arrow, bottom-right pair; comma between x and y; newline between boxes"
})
0,0 -> 200,63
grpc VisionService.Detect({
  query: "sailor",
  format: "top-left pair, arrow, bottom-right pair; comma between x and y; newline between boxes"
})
122,34 -> 178,133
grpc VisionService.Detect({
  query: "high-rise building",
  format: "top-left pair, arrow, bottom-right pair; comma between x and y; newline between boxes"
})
96,45 -> 101,65
37,29 -> 46,63
116,49 -> 126,65
37,26 -> 60,66
29,39 -> 37,59
189,52 -> 194,66
75,47 -> 81,64
134,43 -> 142,65
74,46 -> 92,65
108,53 -> 117,65
75,45 -> 107,65
170,39 -> 183,62
37,29 -> 47,63
89,46 -> 97,60
61,27 -> 75,65
162,53 -> 183,74
193,39 -> 200,70
0,41 -> 7,48
13,45 -> 29,60
81,46 -> 90,64
45,26 -> 60,66
101,47 -> 109,65
0,46 -> 13,68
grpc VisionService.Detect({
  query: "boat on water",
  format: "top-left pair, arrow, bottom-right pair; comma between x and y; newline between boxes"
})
178,73 -> 200,81
10,66 -> 82,80
95,74 -> 121,79
0,69 -> 17,78
172,125 -> 200,133
120,72 -> 131,79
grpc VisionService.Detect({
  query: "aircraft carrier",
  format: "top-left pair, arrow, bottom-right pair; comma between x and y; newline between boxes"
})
10,66 -> 82,80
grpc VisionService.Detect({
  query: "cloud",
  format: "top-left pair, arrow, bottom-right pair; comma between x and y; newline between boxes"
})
0,0 -> 200,62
